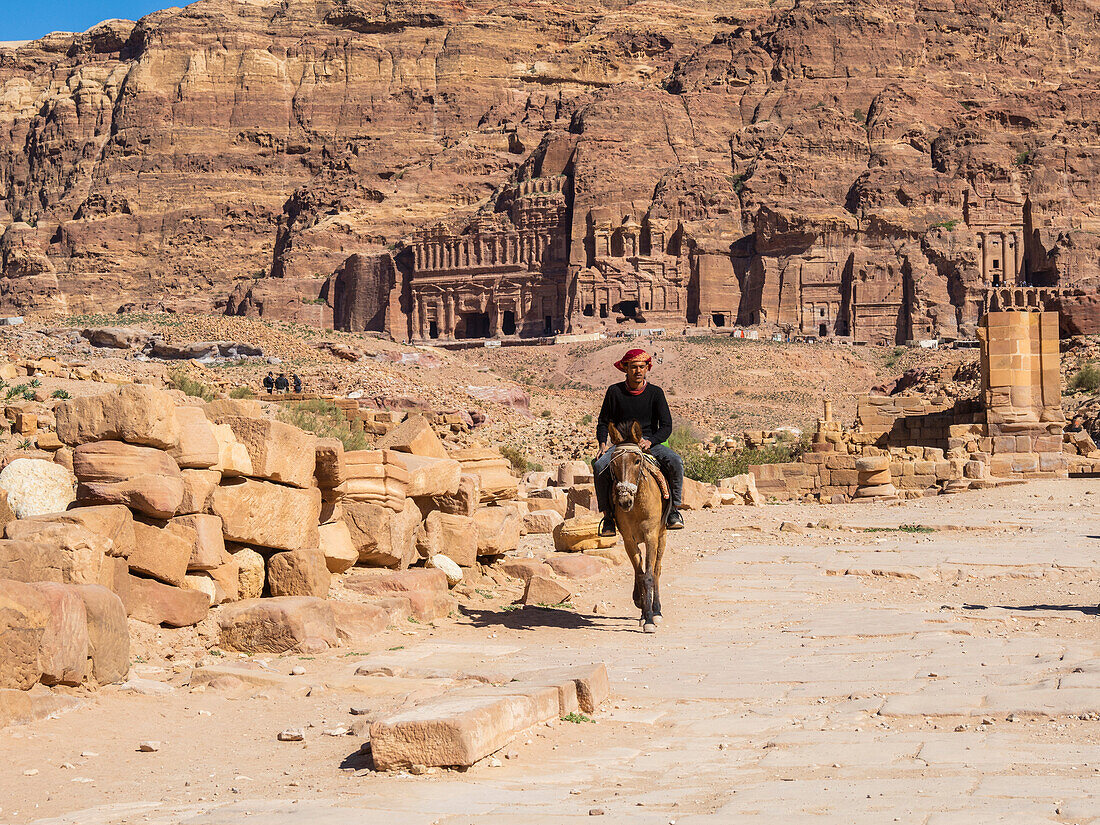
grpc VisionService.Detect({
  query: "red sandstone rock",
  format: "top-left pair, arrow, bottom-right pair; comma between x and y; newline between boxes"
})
217,597 -> 336,654
122,574 -> 209,627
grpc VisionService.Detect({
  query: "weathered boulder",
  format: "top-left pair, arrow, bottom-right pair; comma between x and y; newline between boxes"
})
377,413 -> 447,458
129,519 -> 194,586
472,507 -> 521,557
178,469 -> 221,514
0,458 -> 76,517
0,579 -> 48,690
526,487 -> 568,517
552,515 -> 615,553
342,449 -> 409,510
54,385 -> 180,450
522,575 -> 571,606
318,520 -> 357,574
345,567 -> 456,622
342,499 -> 419,568
73,584 -> 129,685
416,511 -> 478,567
681,478 -> 721,510
203,556 -> 240,604
517,663 -> 609,714
267,547 -> 330,598
392,453 -> 461,498
218,597 -> 336,654
15,505 -> 137,559
228,545 -> 265,599
73,441 -> 183,518
210,478 -> 321,551
215,417 -> 316,488
203,399 -> 263,420
498,558 -> 554,584
122,574 -> 209,627
167,406 -> 220,469
28,582 -> 89,686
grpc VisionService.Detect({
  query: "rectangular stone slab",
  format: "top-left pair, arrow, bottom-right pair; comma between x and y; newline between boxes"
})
369,692 -> 541,770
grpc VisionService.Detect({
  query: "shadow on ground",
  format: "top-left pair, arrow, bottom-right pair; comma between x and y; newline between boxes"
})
964,603 -> 1100,616
458,605 -> 640,632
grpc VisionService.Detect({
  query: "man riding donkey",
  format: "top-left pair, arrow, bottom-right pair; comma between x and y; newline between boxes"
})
593,347 -> 684,537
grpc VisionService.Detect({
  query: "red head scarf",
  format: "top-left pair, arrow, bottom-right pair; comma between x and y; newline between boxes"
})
614,348 -> 652,372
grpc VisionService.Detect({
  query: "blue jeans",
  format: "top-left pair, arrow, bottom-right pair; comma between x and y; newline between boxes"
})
593,444 -> 683,515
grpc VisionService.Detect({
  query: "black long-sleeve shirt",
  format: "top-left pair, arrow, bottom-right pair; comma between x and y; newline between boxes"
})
596,382 -> 673,446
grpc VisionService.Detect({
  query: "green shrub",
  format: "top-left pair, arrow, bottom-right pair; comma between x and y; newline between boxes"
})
580,413 -> 593,426
167,370 -> 215,402
5,384 -> 28,400
28,378 -> 40,388
666,425 -> 701,454
229,386 -> 255,399
540,409 -> 552,418
680,442 -> 804,484
1015,150 -> 1031,166
50,389 -> 71,400
276,400 -> 368,451
500,444 -> 528,474
1070,363 -> 1100,392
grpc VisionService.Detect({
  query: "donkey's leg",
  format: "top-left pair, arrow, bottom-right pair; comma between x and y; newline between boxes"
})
641,527 -> 658,633
651,527 -> 667,624
620,523 -> 645,610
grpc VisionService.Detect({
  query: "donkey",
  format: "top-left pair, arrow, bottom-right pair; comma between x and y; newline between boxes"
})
606,421 -> 669,633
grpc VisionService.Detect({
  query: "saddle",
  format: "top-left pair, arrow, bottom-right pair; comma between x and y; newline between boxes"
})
611,444 -> 670,501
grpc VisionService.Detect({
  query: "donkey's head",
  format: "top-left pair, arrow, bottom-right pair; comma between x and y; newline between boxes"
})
608,421 -> 646,511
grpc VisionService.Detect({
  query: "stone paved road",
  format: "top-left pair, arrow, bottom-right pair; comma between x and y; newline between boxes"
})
9,479 -> 1100,824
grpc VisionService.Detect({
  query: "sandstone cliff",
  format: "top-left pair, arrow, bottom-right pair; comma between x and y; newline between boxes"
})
2,0 -> 1100,340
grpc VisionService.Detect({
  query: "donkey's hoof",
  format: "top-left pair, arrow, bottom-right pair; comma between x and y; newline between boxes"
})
652,615 -> 663,626
643,623 -> 658,634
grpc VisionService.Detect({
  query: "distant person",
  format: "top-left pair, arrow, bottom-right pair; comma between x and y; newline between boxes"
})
274,373 -> 289,392
1067,414 -> 1086,433
292,374 -> 302,393
262,372 -> 274,394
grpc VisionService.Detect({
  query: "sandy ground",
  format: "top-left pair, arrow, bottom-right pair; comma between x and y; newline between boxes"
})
4,479 -> 1100,823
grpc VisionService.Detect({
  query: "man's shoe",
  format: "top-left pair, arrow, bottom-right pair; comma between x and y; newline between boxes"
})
598,515 -> 617,538
666,509 -> 684,530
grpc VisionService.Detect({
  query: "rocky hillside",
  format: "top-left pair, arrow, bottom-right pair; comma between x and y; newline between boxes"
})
2,0 -> 1099,331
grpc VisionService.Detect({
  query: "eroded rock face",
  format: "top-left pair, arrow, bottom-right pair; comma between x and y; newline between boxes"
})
2,0 -> 1100,337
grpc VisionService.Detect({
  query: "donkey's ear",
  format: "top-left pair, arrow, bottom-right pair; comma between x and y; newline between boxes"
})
629,420 -> 644,444
608,422 -> 624,445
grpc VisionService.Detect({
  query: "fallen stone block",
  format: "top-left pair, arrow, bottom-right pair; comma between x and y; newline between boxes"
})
171,514 -> 227,571
0,579 -> 49,690
516,663 -> 609,714
449,447 -> 518,503
523,509 -> 564,534
424,473 -> 480,517
267,547 -> 331,598
680,477 -> 720,510
211,478 -> 321,551
521,575 -> 571,606
546,553 -> 605,580
416,511 -> 477,567
54,385 -> 180,450
369,691 -> 543,770
552,515 -> 615,553
73,584 -> 129,685
14,504 -> 136,560
167,406 -> 220,469
526,487 -> 568,517
178,469 -> 222,515
217,596 -> 336,654
209,422 -> 253,477
716,473 -> 763,506
0,684 -> 84,727
498,558 -> 554,584
314,438 -> 346,489
73,441 -> 183,518
341,499 -> 418,568
28,582 -> 89,686
427,554 -> 462,587
392,453 -> 461,498
473,507 -> 521,557
129,519 -> 193,586
215,417 -> 316,488
319,520 -> 357,574
122,574 -> 208,627
377,413 -> 447,458
228,544 -> 265,599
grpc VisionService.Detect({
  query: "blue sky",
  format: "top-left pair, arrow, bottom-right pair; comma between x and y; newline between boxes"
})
0,0 -> 172,41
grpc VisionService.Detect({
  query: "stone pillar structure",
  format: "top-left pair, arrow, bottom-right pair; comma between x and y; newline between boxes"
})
978,311 -> 1065,477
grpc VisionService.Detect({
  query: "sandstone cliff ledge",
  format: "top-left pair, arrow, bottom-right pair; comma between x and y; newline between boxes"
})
3,0 -> 1100,341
